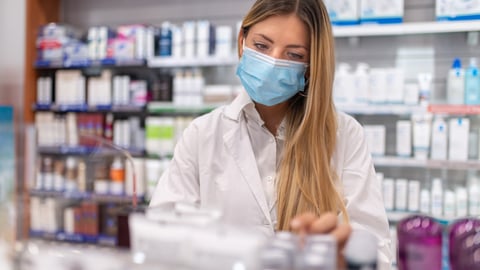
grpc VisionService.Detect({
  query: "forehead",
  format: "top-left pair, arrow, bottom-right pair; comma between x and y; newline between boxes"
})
248,14 -> 310,46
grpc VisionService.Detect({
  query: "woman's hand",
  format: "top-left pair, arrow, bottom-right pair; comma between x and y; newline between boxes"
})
290,212 -> 351,269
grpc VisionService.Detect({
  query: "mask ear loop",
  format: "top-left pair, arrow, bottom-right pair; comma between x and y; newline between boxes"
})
298,67 -> 310,97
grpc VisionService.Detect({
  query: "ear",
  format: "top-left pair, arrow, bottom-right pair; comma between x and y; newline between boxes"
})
237,29 -> 245,57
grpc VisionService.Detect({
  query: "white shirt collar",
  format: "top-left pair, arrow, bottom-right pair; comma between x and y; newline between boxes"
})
224,88 -> 286,140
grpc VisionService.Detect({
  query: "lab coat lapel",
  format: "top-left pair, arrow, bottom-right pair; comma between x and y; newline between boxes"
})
223,119 -> 272,224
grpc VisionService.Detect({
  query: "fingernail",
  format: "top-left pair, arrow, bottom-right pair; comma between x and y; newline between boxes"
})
290,219 -> 301,229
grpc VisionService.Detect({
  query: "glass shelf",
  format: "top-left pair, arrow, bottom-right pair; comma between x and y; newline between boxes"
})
333,20 -> 480,37
373,156 -> 480,170
337,104 -> 426,115
147,55 -> 238,68
29,189 -> 142,203
29,230 -> 117,246
147,102 -> 223,114
386,211 -> 457,225
35,58 -> 147,69
428,104 -> 480,115
33,103 -> 146,113
37,146 -> 145,157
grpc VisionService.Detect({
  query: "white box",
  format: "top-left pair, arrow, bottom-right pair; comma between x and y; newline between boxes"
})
436,0 -> 480,21
360,0 -> 404,24
395,178 -> 408,211
364,125 -> 386,156
326,0 -> 360,25
368,68 -> 387,104
448,117 -> 470,161
386,68 -> 404,104
408,180 -> 420,212
396,120 -> 412,157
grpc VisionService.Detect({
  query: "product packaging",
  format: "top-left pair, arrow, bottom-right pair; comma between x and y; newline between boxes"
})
326,0 -> 360,25
396,120 -> 412,157
360,0 -> 404,24
412,114 -> 432,160
448,117 -> 470,161
436,0 -> 480,21
397,215 -> 443,270
447,58 -> 465,104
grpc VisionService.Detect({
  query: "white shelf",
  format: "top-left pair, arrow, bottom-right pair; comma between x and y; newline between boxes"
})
386,211 -> 455,223
333,20 -> 480,37
337,104 -> 426,115
373,156 -> 480,170
148,55 -> 238,68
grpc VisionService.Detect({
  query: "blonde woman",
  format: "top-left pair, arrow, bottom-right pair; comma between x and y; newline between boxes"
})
150,0 -> 391,268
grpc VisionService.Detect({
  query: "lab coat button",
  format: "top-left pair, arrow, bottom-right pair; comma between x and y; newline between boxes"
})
266,176 -> 273,182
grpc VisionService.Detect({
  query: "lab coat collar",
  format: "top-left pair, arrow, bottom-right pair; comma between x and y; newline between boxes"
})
222,108 -> 273,226
224,89 -> 253,121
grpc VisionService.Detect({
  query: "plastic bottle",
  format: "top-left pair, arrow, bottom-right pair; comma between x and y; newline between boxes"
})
431,178 -> 443,217
333,63 -> 353,105
110,157 -> 125,195
464,57 -> 480,105
448,218 -> 480,270
397,215 -> 443,270
354,63 -> 370,104
447,58 -> 465,104
430,117 -> 447,160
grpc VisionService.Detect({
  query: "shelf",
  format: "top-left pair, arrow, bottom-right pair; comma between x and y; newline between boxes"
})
37,146 -> 145,157
148,55 -> 238,68
148,102 -> 222,114
35,58 -> 147,69
373,156 -> 480,170
33,103 -> 146,114
30,230 -> 117,246
29,189 -> 142,203
333,20 -> 480,37
386,211 -> 455,224
428,104 -> 480,115
337,104 -> 426,115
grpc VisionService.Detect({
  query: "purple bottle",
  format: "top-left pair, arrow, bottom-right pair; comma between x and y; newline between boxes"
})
397,215 -> 443,270
448,218 -> 480,270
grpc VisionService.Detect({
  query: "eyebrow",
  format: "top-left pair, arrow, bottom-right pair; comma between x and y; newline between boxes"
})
253,33 -> 308,50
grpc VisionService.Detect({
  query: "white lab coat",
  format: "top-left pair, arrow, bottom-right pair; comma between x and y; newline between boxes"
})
150,90 -> 392,268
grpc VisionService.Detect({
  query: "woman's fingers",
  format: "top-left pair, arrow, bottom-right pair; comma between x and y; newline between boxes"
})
290,212 -> 317,234
308,212 -> 338,234
331,223 -> 352,250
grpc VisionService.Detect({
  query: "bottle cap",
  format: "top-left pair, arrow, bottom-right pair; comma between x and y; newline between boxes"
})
452,58 -> 462,69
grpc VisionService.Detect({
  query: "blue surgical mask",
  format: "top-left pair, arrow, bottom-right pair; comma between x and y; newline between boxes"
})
236,47 -> 308,106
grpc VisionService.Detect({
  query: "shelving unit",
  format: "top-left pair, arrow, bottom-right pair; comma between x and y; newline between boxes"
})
148,55 -> 238,68
333,20 -> 480,37
337,104 -> 426,115
373,156 -> 480,170
386,211 -> 454,224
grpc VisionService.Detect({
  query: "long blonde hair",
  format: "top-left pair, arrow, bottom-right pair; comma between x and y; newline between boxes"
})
238,0 -> 349,230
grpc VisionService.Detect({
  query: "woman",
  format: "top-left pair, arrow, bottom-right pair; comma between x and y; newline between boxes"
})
150,0 -> 391,268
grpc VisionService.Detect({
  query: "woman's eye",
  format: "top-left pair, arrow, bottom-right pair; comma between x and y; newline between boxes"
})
254,43 -> 268,50
287,52 -> 304,60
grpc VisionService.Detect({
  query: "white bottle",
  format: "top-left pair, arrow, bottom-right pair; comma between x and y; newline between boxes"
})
447,58 -> 465,104
431,178 -> 443,217
468,176 -> 480,216
443,190 -> 456,218
334,63 -> 354,105
408,180 -> 420,212
420,189 -> 431,214
430,116 -> 448,160
455,187 -> 468,217
395,179 -> 408,211
354,63 -> 370,104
